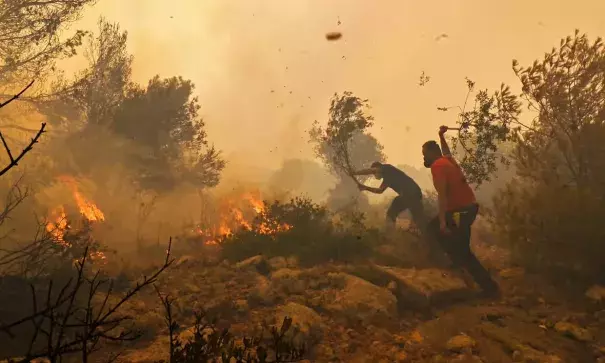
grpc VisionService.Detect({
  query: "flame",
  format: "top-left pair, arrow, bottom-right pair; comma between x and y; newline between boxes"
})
197,190 -> 291,245
45,206 -> 69,247
44,176 -> 107,263
73,190 -> 105,221
57,176 -> 105,222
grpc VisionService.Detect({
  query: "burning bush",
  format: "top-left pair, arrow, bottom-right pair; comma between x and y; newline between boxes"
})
221,197 -> 375,267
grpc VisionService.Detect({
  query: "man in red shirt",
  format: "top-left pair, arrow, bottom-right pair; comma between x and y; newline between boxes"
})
422,126 -> 499,298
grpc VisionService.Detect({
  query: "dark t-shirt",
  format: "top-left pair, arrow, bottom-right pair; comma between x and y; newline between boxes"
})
381,164 -> 422,200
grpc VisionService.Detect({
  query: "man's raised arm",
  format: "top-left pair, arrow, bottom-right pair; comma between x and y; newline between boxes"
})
438,125 -> 452,157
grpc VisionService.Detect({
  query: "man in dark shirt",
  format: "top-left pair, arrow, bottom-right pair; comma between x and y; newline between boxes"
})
352,162 -> 426,232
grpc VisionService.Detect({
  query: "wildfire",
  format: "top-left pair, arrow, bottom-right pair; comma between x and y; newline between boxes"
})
45,206 -> 69,248
44,176 -> 107,262
198,190 -> 291,245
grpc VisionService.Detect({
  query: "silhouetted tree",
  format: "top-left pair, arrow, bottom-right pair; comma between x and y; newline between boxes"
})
37,18 -> 225,191
449,30 -> 605,281
0,0 -> 96,86
111,76 -> 225,190
309,92 -> 385,210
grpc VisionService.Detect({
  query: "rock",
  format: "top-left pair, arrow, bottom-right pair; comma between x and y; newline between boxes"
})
498,267 -> 525,279
450,355 -> 483,363
446,334 -> 476,352
512,346 -> 562,363
586,285 -> 605,302
373,265 -> 471,307
235,255 -> 270,275
286,256 -> 299,268
234,299 -> 249,314
387,280 -> 397,292
271,268 -> 306,294
268,256 -> 288,270
554,321 -> 593,342
393,350 -> 408,362
323,273 -> 398,324
275,302 -> 323,339
271,268 -> 302,280
248,275 -> 275,306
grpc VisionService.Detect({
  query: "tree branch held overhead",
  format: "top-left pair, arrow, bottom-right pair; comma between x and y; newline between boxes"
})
0,79 -> 46,177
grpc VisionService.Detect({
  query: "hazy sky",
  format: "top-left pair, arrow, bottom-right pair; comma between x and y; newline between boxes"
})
65,0 -> 605,170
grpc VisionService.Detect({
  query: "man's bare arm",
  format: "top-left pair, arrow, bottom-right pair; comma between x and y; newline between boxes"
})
360,181 -> 388,194
352,168 -> 378,176
439,126 -> 452,157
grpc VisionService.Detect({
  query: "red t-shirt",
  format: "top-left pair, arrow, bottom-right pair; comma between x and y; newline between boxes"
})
430,156 -> 476,211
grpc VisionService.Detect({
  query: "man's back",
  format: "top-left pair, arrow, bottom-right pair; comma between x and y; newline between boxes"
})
430,156 -> 475,211
381,164 -> 422,199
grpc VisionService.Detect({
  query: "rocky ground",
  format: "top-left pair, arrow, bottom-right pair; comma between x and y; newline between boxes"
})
111,238 -> 605,363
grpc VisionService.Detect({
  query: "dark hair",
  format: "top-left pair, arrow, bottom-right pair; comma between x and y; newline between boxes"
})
422,140 -> 442,154
370,161 -> 383,169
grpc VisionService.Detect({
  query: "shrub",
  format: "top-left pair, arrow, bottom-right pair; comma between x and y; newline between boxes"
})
155,288 -> 307,363
221,197 -> 375,267
493,182 -> 605,284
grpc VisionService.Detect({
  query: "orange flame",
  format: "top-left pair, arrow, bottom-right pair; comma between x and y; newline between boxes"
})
44,176 -> 107,263
45,206 -> 69,247
197,190 -> 291,245
57,176 -> 105,222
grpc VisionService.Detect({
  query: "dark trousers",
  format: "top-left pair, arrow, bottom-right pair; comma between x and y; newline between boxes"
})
386,195 -> 426,231
427,204 -> 498,293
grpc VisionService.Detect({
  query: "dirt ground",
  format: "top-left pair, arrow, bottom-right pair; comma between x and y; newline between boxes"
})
111,236 -> 605,363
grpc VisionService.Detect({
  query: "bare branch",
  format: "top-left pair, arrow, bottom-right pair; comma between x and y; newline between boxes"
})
0,80 -> 34,109
0,122 -> 46,177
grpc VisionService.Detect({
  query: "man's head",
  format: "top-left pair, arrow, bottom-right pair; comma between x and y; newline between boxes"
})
422,141 -> 442,168
370,161 -> 383,179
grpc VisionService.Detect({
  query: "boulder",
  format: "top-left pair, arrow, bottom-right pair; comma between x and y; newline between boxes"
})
553,321 -> 593,342
498,267 -> 525,279
275,302 -> 323,338
446,334 -> 476,352
322,272 -> 397,324
235,255 -> 270,275
234,299 -> 249,314
373,265 -> 471,308
271,268 -> 302,280
268,256 -> 289,270
586,285 -> 605,302
511,347 -> 562,363
270,268 -> 306,295
248,275 -> 276,306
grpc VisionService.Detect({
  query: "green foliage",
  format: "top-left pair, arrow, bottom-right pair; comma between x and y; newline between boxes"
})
437,78 -> 522,186
221,197 -> 374,267
490,31 -> 605,283
493,182 -> 605,281
71,17 -> 133,127
512,30 -> 605,189
309,92 -> 385,181
40,18 -> 225,192
112,76 -> 225,190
